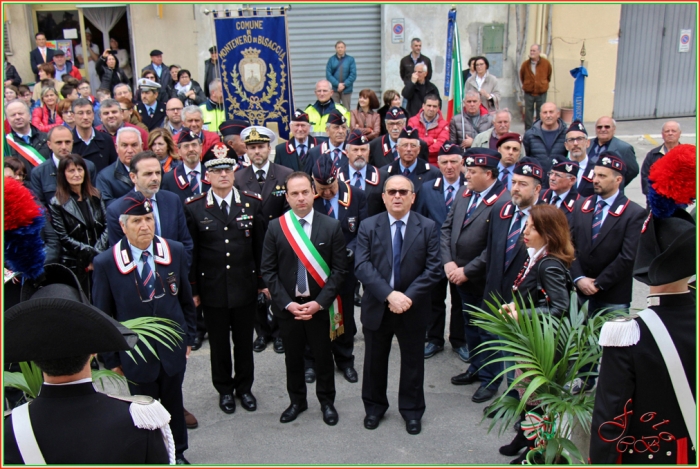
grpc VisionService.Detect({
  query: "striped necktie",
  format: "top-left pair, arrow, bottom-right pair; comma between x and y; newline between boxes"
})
504,211 -> 524,269
591,200 -> 607,242
189,170 -> 199,194
139,251 -> 156,300
445,186 -> 455,209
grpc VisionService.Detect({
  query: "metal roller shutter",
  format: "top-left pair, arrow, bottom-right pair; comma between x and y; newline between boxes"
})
286,4 -> 382,111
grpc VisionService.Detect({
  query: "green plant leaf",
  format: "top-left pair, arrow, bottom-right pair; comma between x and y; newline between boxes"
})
2,371 -> 34,398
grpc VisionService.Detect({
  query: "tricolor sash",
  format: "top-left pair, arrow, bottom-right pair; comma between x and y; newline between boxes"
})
6,134 -> 46,167
279,211 -> 344,340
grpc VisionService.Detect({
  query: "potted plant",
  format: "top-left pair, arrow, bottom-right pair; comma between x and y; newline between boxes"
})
470,292 -> 613,464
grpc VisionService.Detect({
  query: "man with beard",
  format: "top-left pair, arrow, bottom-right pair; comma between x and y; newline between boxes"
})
161,129 -> 210,203
564,121 -> 595,197
95,98 -> 148,151
164,98 -> 184,136
274,109 -> 323,171
339,129 -> 385,216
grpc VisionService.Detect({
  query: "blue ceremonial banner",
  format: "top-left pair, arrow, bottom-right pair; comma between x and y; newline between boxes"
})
570,66 -> 588,123
214,13 -> 294,140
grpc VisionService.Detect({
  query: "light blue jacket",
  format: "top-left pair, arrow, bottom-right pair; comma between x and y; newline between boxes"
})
326,54 -> 357,93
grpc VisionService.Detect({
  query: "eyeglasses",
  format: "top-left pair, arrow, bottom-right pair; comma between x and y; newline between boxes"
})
167,107 -> 183,112
385,189 -> 412,197
547,171 -> 574,179
565,137 -> 586,144
120,108 -> 130,112
596,125 -> 612,130
386,121 -> 404,128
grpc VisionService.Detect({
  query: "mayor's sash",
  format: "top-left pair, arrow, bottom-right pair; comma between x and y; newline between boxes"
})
279,211 -> 344,340
6,134 -> 46,167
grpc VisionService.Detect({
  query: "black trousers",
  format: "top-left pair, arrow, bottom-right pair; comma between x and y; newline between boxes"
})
196,304 -> 206,334
128,365 -> 187,457
362,306 -> 425,421
203,303 -> 256,395
254,303 -> 279,339
304,289 -> 356,370
426,277 -> 466,348
277,304 -> 336,407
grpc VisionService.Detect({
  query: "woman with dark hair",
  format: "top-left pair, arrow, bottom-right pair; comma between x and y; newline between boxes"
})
95,49 -> 129,94
376,89 -> 409,136
4,156 -> 27,182
31,86 -> 64,132
48,153 -> 109,297
172,69 -> 206,106
463,55 -> 501,112
32,63 -> 64,102
350,88 -> 381,141
461,56 -> 478,87
4,53 -> 22,87
148,127 -> 181,173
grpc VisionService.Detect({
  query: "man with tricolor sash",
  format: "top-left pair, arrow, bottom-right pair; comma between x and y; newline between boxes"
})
261,171 -> 348,427
4,100 -> 51,179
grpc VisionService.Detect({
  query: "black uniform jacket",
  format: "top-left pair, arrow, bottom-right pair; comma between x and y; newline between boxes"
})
312,180 -> 367,253
337,162 -> 385,217
538,187 -> 579,227
234,162 -> 293,228
274,136 -> 323,171
160,163 -> 211,204
369,134 -> 429,168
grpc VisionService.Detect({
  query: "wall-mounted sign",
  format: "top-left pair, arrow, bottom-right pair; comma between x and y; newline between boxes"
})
392,18 -> 404,44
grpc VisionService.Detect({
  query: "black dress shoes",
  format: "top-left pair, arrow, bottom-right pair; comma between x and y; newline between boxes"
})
305,367 -> 316,383
280,402 -> 308,423
175,455 -> 190,464
342,367 -> 358,383
451,369 -> 479,385
363,415 -> 381,430
191,332 -> 205,351
405,419 -> 421,435
273,337 -> 285,354
321,404 -> 338,426
252,336 -> 267,353
472,385 -> 497,403
219,393 -> 236,414
236,392 -> 257,411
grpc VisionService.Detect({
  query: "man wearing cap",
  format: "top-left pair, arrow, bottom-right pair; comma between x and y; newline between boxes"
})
522,102 -> 568,177
203,46 -> 219,98
95,127 -> 140,207
415,144 -> 468,361
369,106 -> 429,168
303,108 -> 349,174
274,109 -> 323,171
590,145 -> 696,464
379,127 -> 440,201
538,160 -> 580,225
449,91 -> 493,149
4,264 -> 171,464
442,148 -> 509,395
495,132 -> 522,191
95,98 -> 149,151
184,153 -> 265,416
304,157 -> 367,384
477,158 -> 544,403
142,49 -> 173,91
304,79 -> 351,134
563,120 -> 595,197
136,78 -> 166,131
235,127 -> 293,353
71,98 -> 119,174
92,192 -> 196,464
51,48 -> 82,82
161,129 -> 211,203
261,171 -> 348,426
407,94 -> 450,166
220,119 -> 251,166
339,129 -> 385,217
181,105 -> 220,156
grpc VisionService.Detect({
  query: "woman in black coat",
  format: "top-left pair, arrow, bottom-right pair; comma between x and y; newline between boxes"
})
171,69 -> 206,106
48,153 -> 109,298
95,50 -> 129,94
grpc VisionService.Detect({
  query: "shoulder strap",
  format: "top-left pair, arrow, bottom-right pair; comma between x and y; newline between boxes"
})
636,308 -> 696,450
11,403 -> 47,465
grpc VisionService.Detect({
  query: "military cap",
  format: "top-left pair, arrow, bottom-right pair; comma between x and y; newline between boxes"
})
203,142 -> 236,166
438,143 -> 462,156
398,126 -> 420,140
312,157 -> 339,185
596,150 -> 626,174
551,160 -> 580,176
118,192 -> 154,216
150,49 -> 163,57
496,132 -> 522,148
385,106 -> 406,120
219,119 -> 249,137
291,109 -> 310,123
463,148 -> 501,168
177,128 -> 200,145
567,120 -> 587,135
346,129 -> 369,146
241,126 -> 277,146
326,109 -> 347,126
137,77 -> 161,91
513,157 -> 544,181
208,46 -> 217,54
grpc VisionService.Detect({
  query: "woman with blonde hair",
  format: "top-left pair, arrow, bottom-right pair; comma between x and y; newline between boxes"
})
148,128 -> 181,173
31,86 -> 64,132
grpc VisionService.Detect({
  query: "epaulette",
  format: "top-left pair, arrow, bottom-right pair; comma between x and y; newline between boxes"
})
242,190 -> 262,201
598,314 -> 641,347
185,193 -> 207,204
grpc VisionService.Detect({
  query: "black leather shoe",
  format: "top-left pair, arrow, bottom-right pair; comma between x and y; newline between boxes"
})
342,367 -> 358,383
510,450 -> 528,464
472,385 -> 497,403
273,337 -> 285,354
451,369 -> 479,385
236,392 -> 257,411
305,367 -> 316,383
321,404 -> 338,426
280,402 -> 307,423
354,292 -> 362,307
364,415 -> 381,430
406,419 -> 421,435
253,336 -> 267,353
219,393 -> 236,414
175,456 -> 190,465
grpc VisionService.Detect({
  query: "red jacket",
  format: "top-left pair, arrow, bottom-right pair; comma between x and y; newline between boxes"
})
408,111 -> 450,166
200,130 -> 221,156
31,105 -> 64,133
53,60 -> 83,82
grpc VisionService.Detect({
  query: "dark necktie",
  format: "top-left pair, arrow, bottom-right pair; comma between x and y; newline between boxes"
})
298,144 -> 307,162
402,167 -> 411,176
501,169 -> 509,184
189,170 -> 200,194
296,219 -> 308,294
445,185 -> 455,209
504,211 -> 524,270
140,251 -> 156,300
550,194 -> 560,206
463,193 -> 481,226
591,200 -> 607,242
392,220 -> 404,289
353,171 -> 363,188
149,198 -> 160,236
148,107 -> 154,117
221,200 -> 229,217
392,145 -> 399,161
256,169 -> 266,184
324,199 -> 335,219
332,149 -> 341,165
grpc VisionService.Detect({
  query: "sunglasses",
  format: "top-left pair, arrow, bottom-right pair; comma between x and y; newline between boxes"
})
385,189 -> 412,196
596,125 -> 612,130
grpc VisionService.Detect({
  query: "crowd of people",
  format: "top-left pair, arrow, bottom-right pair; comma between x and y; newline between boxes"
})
3,32 -> 696,466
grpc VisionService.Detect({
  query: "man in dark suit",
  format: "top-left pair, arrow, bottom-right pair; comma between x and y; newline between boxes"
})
30,125 -> 97,205
261,171 -> 348,426
105,151 -> 193,267
338,129 -> 385,217
442,148 -> 509,393
136,78 -> 166,131
71,98 -> 118,173
161,129 -> 211,203
92,192 -> 196,464
29,32 -> 55,81
369,107 -> 429,168
4,264 -> 170,465
537,159 -> 579,226
587,116 -> 639,187
379,127 -> 440,200
478,158 -> 543,403
4,100 -> 51,178
564,121 -> 596,197
303,109 -> 348,174
415,144 -> 467,360
274,109 -> 324,171
141,49 -> 173,91
184,155 -> 265,416
355,175 -> 442,435
235,126 -> 293,353
95,127 -> 139,207
303,155 -> 367,384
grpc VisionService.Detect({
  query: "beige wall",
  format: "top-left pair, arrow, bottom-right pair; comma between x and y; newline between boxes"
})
548,4 -> 621,121
4,4 -> 34,83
